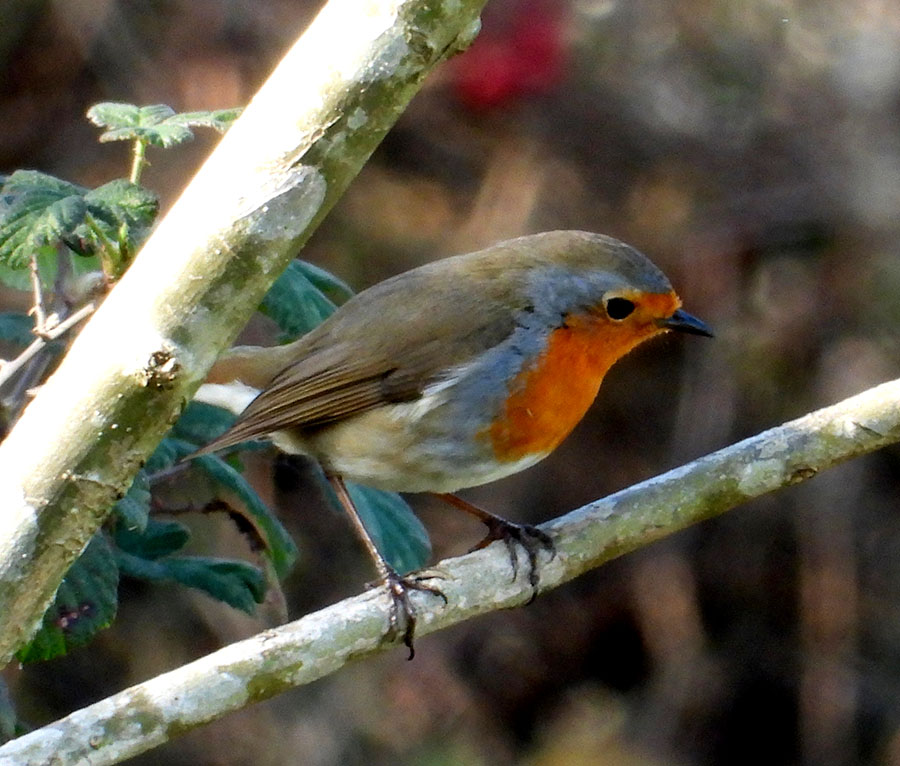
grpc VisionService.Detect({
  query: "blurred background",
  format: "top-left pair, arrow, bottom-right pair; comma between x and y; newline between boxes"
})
3,0 -> 900,764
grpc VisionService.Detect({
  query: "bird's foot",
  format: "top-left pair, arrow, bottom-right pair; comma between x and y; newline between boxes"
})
471,517 -> 555,601
372,567 -> 447,660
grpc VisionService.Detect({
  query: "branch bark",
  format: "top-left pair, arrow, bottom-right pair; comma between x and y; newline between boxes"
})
1,378 -> 898,766
0,0 -> 485,665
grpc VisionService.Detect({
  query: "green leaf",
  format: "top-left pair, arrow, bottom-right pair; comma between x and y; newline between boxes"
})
167,108 -> 243,133
115,518 -> 191,561
0,170 -> 87,269
0,249 -> 57,290
171,401 -> 237,446
193,453 -> 299,579
116,551 -> 265,613
145,434 -> 193,474
112,470 -> 151,532
114,123 -> 194,148
0,171 -> 156,281
294,260 -> 355,304
343,483 -> 431,574
260,260 -> 338,339
36,196 -> 86,244
0,312 -> 34,346
84,179 -> 158,232
88,103 -> 241,148
79,180 -> 159,269
1,169 -> 84,198
87,102 -> 174,130
17,534 -> 119,663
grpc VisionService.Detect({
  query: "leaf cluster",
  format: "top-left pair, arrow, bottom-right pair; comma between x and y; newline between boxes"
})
0,172 -> 157,286
87,103 -> 242,148
0,103 -> 241,289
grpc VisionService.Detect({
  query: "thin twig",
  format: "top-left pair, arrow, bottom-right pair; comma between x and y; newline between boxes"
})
28,253 -> 47,336
0,302 -> 96,389
130,139 -> 148,185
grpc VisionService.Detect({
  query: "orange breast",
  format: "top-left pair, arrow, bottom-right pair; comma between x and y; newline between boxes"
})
484,312 -> 665,461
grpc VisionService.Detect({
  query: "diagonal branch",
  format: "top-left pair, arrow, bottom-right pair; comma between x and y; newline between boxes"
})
0,0 -> 486,666
1,378 -> 898,766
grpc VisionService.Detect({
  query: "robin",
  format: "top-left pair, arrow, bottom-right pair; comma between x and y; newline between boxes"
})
194,230 -> 712,654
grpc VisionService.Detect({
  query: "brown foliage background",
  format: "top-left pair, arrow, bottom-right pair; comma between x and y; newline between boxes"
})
3,1 -> 900,764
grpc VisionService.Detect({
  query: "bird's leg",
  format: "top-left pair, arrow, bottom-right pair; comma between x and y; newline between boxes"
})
327,475 -> 445,659
434,493 -> 555,600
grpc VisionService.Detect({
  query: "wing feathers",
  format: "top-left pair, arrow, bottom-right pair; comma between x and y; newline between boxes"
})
197,255 -> 524,456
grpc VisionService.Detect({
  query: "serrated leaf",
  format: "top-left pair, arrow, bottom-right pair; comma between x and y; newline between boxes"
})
1,169 -> 84,197
137,123 -> 196,148
167,108 -> 242,133
81,179 -> 159,263
116,551 -> 265,613
87,102 -> 174,130
342,483 -> 431,574
193,453 -> 298,579
86,102 -> 133,129
0,170 -> 151,279
112,470 -> 151,532
16,534 -> 119,663
36,196 -> 86,243
0,312 -> 34,346
88,103 -> 239,148
260,260 -> 338,339
294,260 -> 355,303
90,103 -> 189,146
0,170 -> 87,269
115,518 -> 191,561
85,179 -> 159,230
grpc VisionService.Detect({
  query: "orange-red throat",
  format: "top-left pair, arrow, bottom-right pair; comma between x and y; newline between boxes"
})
485,291 -> 681,462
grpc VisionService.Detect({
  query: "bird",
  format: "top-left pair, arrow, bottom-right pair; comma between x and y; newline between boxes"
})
193,230 -> 712,655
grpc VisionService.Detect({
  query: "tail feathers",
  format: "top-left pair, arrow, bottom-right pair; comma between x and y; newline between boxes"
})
189,432 -> 240,458
182,423 -> 270,462
185,381 -> 264,461
183,431 -> 243,461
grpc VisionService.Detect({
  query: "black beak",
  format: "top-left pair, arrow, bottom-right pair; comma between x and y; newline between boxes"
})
659,309 -> 713,337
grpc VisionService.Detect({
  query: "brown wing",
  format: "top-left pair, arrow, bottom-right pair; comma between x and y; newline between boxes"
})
196,255 -> 526,455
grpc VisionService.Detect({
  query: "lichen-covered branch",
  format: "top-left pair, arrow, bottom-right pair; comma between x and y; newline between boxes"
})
2,378 -> 898,766
0,0 -> 486,665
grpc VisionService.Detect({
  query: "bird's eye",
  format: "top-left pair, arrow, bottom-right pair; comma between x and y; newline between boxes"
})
605,297 -> 636,320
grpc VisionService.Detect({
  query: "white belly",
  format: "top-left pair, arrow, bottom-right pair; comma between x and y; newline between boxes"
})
275,398 -> 549,494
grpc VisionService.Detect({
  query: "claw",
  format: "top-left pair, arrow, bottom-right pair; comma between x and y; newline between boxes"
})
471,518 -> 555,601
377,567 -> 447,659
434,493 -> 555,603
328,476 -> 447,659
